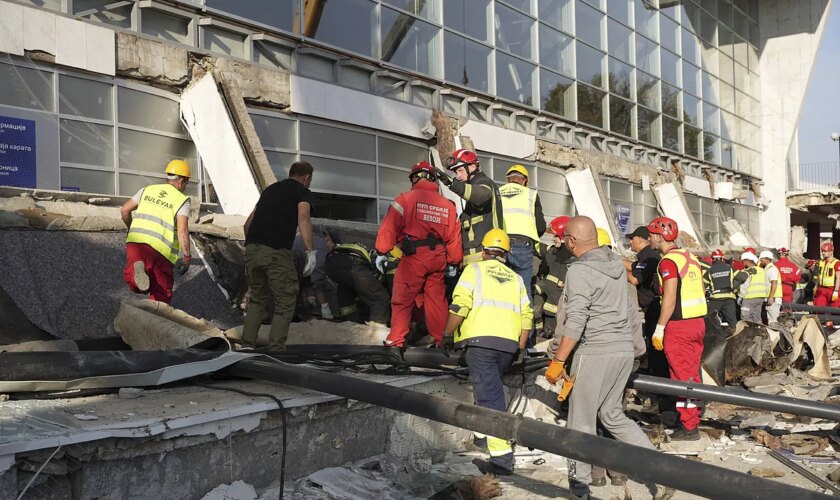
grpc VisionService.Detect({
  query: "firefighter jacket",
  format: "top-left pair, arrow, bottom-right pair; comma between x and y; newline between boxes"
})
331,243 -> 372,265
498,182 -> 545,242
703,261 -> 736,300
818,258 -> 839,288
447,171 -> 503,264
126,183 -> 189,264
535,245 -> 575,315
742,266 -> 767,299
764,263 -> 783,299
450,259 -> 533,353
776,257 -> 801,287
658,248 -> 708,320
375,180 -> 463,265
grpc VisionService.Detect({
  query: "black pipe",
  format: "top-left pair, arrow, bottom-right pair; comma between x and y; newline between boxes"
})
225,359 -> 830,500
769,449 -> 840,496
629,374 -> 840,422
784,303 -> 840,315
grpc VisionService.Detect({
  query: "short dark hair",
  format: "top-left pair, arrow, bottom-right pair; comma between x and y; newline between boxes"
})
289,161 -> 313,178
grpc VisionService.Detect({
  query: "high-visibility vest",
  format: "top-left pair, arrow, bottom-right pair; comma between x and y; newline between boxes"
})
332,243 -> 372,265
705,261 -> 736,300
452,259 -> 533,350
818,258 -> 838,288
743,266 -> 767,299
658,248 -> 708,320
499,182 -> 539,242
126,183 -> 189,264
763,263 -> 783,299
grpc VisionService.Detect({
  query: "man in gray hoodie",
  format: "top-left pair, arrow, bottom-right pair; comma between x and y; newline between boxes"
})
544,216 -> 669,500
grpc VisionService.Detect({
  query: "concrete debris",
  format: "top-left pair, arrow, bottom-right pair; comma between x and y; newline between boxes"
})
73,414 -> 98,421
0,210 -> 28,228
305,467 -> 410,500
114,300 -> 228,351
0,339 -> 77,352
201,480 -> 258,500
780,434 -> 830,456
225,319 -> 390,347
739,415 -> 777,430
118,388 -> 144,399
749,467 -> 785,478
828,466 -> 840,484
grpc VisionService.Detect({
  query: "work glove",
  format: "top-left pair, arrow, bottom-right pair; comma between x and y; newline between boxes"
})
544,359 -> 566,385
375,253 -> 388,274
445,264 -> 459,278
833,291 -> 839,303
320,302 -> 334,320
174,254 -> 191,276
652,324 -> 666,351
302,250 -> 317,277
435,169 -> 453,186
441,334 -> 455,356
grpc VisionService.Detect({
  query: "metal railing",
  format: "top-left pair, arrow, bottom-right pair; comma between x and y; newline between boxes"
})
788,161 -> 840,191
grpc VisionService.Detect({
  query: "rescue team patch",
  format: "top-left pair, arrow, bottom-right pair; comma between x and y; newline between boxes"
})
487,266 -> 514,285
415,202 -> 449,224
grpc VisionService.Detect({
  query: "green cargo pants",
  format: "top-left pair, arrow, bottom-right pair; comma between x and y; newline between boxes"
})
242,244 -> 299,349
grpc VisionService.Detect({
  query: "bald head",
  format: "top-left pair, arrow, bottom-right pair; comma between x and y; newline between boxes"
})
564,216 -> 599,257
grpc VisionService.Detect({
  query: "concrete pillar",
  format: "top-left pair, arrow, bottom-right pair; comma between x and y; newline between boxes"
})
807,221 -> 821,258
833,228 -> 840,258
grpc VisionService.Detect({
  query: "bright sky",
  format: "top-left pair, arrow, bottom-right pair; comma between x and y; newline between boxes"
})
797,2 -> 840,166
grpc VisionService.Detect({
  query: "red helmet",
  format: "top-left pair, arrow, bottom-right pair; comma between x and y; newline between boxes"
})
822,242 -> 835,252
548,216 -> 571,237
745,247 -> 756,254
778,247 -> 789,255
409,160 -> 435,182
807,259 -> 817,268
446,149 -> 479,171
647,217 -> 679,242
711,249 -> 724,259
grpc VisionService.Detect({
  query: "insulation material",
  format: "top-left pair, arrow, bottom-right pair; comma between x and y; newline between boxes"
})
457,120 -> 536,159
225,320 -> 390,347
790,316 -> 831,380
114,301 -> 227,351
684,176 -> 712,198
180,73 -> 261,216
653,182 -> 703,245
565,168 -> 612,233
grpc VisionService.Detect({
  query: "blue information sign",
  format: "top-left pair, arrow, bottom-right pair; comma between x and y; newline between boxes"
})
613,202 -> 632,235
0,116 -> 37,188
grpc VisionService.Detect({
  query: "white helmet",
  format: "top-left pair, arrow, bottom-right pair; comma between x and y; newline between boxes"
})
758,250 -> 774,261
740,252 -> 758,263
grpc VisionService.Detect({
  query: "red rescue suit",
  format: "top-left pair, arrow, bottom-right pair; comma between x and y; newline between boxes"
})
775,257 -> 801,304
376,180 -> 463,346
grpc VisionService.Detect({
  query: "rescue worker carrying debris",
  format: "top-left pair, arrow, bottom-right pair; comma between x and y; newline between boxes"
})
738,252 -> 765,323
703,249 -> 738,327
436,149 -> 503,265
324,241 -> 390,326
776,248 -> 801,304
759,250 -> 783,325
498,164 -> 546,300
543,216 -> 666,499
376,161 -> 462,348
534,216 -> 574,337
814,242 -> 840,308
648,216 -> 707,441
441,228 -> 532,476
120,159 -> 192,304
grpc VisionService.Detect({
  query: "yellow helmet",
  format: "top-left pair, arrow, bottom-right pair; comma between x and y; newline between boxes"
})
505,164 -> 529,179
165,159 -> 191,178
482,228 -> 511,253
596,228 -> 612,247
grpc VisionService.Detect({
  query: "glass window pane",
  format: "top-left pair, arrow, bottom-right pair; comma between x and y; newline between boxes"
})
254,40 -> 293,70
705,134 -> 721,164
662,82 -> 681,118
576,1 -> 604,50
119,173 -> 162,197
202,27 -> 246,59
74,0 -> 132,28
635,1 -> 658,41
204,0 -> 297,32
59,75 -> 112,121
496,53 -> 535,105
540,69 -> 575,118
539,24 -> 574,76
117,87 -> 185,136
378,137 -> 427,167
444,0 -> 491,41
539,0 -> 574,34
17,0 -> 61,11
702,72 -> 719,105
540,191 -> 575,216
609,180 -> 632,202
537,165 -> 569,193
383,0 -> 441,22
661,49 -> 680,86
719,25 -> 734,59
250,114 -> 296,150
60,119 -> 114,167
683,62 -> 700,96
609,95 -> 633,137
661,15 -> 679,54
0,63 -> 54,112
300,122 -> 375,161
60,167 -> 114,195
495,3 -> 534,60
637,107 -> 659,145
719,0 -> 733,26
636,34 -> 659,76
444,32 -> 491,92
699,10 -> 717,44
683,93 -> 700,126
637,70 -> 659,111
118,128 -> 196,172
141,9 -> 191,44
607,19 -> 632,63
577,83 -> 605,128
378,166 -> 410,198
576,42 -> 605,88
608,0 -> 630,25
684,125 -> 701,159
265,151 -> 298,178
302,155 -> 376,195
682,28 -> 700,65
662,116 -> 680,152
608,58 -> 632,99
381,8 -> 440,77
304,0 -> 375,56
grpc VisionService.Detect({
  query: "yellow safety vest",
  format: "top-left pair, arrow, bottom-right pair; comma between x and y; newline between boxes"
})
451,259 -> 533,350
658,248 -> 708,320
764,263 -> 783,299
499,183 -> 539,242
818,258 -> 838,288
743,266 -> 767,299
126,183 -> 189,264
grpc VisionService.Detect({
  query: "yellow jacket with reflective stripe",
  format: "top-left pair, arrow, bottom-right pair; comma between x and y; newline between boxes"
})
763,263 -> 783,299
818,258 -> 838,288
658,248 -> 708,320
450,259 -> 533,352
743,266 -> 767,299
499,182 -> 539,242
126,183 -> 189,264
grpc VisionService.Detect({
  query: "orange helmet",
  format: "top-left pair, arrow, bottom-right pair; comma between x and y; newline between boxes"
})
647,217 -> 679,242
446,149 -> 479,171
548,216 -> 571,237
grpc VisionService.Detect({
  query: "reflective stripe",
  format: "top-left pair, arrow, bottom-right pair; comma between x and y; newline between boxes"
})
463,184 -> 472,200
681,297 -> 707,307
544,302 -> 558,314
546,275 -> 562,285
504,208 -> 532,215
675,401 -> 699,409
133,212 -> 175,232
473,298 -> 520,312
128,227 -> 173,246
339,305 -> 359,316
390,201 -> 404,215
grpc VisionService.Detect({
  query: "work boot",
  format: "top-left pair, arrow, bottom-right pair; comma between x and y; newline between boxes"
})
132,261 -> 149,293
610,473 -> 627,486
654,485 -> 676,500
670,426 -> 700,441
589,477 -> 606,487
464,436 -> 487,452
568,480 -> 590,499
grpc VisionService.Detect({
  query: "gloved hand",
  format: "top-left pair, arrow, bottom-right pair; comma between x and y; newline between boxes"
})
833,290 -> 839,303
303,250 -> 317,277
652,324 -> 666,351
441,334 -> 455,356
445,264 -> 459,278
320,302 -> 334,320
435,169 -> 453,186
375,253 -> 388,274
515,348 -> 529,365
544,359 -> 565,385
174,254 -> 192,276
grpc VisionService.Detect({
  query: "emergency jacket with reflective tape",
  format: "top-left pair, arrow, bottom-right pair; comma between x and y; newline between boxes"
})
374,180 -> 463,265
450,259 -> 533,353
776,257 -> 801,287
126,183 -> 189,264
658,248 -> 708,320
818,258 -> 839,288
763,263 -> 783,299
448,171 -> 503,264
703,261 -> 736,300
499,182 -> 539,242
742,266 -> 767,299
331,243 -> 372,264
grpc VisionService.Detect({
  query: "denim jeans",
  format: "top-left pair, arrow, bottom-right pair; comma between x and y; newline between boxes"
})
507,239 -> 534,343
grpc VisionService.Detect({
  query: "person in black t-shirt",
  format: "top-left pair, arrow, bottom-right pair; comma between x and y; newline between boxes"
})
240,161 -> 316,350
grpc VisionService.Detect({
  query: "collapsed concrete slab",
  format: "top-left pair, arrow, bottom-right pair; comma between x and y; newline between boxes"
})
114,300 -> 228,351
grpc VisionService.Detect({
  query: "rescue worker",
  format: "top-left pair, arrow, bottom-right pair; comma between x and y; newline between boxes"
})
759,250 -> 783,324
324,241 -> 390,326
293,229 -> 337,320
648,216 -> 707,441
120,159 -> 192,304
534,216 -> 574,337
703,249 -> 738,327
441,229 -> 532,476
544,216 -> 666,499
436,149 -> 503,265
498,164 -> 546,299
776,248 -> 801,304
738,252 -> 765,323
376,161 -> 462,347
814,242 -> 840,307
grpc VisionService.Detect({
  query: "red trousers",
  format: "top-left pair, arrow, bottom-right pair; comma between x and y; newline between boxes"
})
664,317 -> 705,431
385,247 -> 447,347
124,242 -> 174,304
814,287 -> 840,308
781,284 -> 794,304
